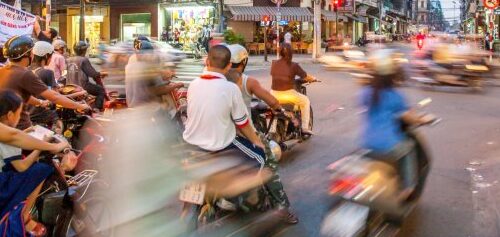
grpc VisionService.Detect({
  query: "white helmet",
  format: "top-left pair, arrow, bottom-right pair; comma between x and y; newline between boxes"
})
369,49 -> 396,76
227,44 -> 249,64
33,41 -> 54,57
52,39 -> 66,50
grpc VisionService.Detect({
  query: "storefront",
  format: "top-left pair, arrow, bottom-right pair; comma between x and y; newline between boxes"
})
227,6 -> 313,43
66,6 -> 110,56
161,5 -> 215,45
109,4 -> 159,41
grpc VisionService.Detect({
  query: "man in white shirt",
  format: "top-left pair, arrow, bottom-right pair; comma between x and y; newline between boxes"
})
284,30 -> 292,44
183,45 -> 298,224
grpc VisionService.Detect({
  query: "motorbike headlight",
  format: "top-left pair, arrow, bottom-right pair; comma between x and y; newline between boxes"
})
269,140 -> 282,162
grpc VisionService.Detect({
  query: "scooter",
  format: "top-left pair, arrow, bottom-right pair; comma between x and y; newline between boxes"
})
34,135 -> 112,237
320,98 -> 440,237
410,60 -> 488,92
252,78 -> 319,160
179,145 -> 282,235
417,39 -> 424,50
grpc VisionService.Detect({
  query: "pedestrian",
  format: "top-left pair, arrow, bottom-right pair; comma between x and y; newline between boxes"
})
48,39 -> 67,83
284,30 -> 292,44
485,32 -> 490,50
161,27 -> 169,42
33,16 -> 58,43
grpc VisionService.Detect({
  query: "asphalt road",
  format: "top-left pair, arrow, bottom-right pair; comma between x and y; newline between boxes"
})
100,48 -> 500,236
242,59 -> 500,237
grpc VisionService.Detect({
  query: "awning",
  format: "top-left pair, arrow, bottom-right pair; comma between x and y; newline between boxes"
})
367,15 -> 389,25
228,6 -> 313,22
345,14 -> 368,24
321,10 -> 347,22
357,5 -> 370,16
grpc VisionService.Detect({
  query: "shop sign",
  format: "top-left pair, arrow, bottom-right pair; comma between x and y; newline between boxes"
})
495,8 -> 500,14
338,0 -> 354,13
484,0 -> 499,10
271,0 -> 288,5
0,2 -> 35,44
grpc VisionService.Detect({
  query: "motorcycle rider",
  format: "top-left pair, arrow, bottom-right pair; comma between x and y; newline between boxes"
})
0,35 -> 90,130
270,43 -> 315,134
226,44 -> 282,118
183,45 -> 298,224
125,40 -> 183,107
48,39 -> 67,83
66,41 -> 108,111
360,49 -> 432,201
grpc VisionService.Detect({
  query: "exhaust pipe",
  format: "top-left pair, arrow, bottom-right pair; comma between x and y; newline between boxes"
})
281,139 -> 301,151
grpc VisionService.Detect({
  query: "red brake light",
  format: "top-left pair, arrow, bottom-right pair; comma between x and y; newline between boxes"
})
329,176 -> 362,195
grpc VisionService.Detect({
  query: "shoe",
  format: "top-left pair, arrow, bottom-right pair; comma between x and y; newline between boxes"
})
217,198 -> 237,211
302,129 -> 314,136
26,220 -> 47,237
276,209 -> 299,224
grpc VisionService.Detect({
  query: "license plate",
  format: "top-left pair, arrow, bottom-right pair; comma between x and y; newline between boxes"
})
179,183 -> 206,205
321,202 -> 369,237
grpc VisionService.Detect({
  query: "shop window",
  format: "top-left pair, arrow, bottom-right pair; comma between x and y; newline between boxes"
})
165,6 -> 214,48
121,13 -> 152,41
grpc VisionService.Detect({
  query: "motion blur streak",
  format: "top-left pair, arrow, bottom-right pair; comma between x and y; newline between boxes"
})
94,104 -> 188,237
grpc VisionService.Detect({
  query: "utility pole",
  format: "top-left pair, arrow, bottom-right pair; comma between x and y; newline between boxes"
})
45,0 -> 51,31
218,0 -> 224,33
263,16 -> 269,62
276,0 -> 281,59
378,0 -> 382,35
334,0 -> 338,46
312,0 -> 321,58
79,0 -> 85,41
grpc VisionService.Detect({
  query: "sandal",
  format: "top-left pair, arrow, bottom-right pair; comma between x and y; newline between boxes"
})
25,218 -> 47,237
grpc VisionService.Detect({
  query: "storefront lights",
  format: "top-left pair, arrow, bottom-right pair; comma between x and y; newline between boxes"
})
165,6 -> 214,11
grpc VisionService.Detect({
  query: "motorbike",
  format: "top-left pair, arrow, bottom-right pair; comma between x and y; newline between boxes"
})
252,78 -> 319,159
320,98 -> 439,237
33,135 -> 112,237
417,38 -> 424,50
410,60 -> 489,92
179,146 -> 281,235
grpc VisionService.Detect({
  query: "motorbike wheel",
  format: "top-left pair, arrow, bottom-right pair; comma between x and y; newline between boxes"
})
54,192 -> 113,237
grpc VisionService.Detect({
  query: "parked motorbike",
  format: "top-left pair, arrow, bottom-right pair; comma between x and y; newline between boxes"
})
252,78 -> 319,159
34,135 -> 112,237
320,98 -> 439,237
410,60 -> 488,92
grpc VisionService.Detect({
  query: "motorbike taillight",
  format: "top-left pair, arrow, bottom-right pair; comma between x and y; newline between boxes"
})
329,176 -> 363,195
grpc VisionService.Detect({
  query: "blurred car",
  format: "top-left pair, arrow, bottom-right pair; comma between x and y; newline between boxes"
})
151,40 -> 187,62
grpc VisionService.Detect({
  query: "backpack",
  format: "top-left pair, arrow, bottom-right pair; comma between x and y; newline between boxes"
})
66,58 -> 86,87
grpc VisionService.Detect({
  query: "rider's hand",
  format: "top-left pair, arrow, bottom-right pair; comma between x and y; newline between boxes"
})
40,100 -> 51,108
100,72 -> 108,78
76,103 -> 91,113
172,82 -> 184,89
50,141 -> 70,154
161,69 -> 175,81
305,75 -> 316,82
42,134 -> 53,142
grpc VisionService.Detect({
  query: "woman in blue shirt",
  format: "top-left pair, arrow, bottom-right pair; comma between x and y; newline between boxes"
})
359,50 -> 428,200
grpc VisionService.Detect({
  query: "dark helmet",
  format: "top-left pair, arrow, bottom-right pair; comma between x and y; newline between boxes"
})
73,41 -> 89,56
134,36 -> 150,50
3,35 -> 34,60
137,40 -> 154,51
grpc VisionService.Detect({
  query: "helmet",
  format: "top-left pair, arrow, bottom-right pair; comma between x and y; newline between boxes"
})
134,36 -> 150,50
137,40 -> 154,51
369,49 -> 397,76
227,44 -> 249,64
3,35 -> 34,60
73,41 -> 89,55
52,39 -> 66,50
33,41 -> 54,57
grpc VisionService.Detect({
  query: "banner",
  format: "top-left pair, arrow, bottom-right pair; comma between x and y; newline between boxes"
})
0,1 -> 35,45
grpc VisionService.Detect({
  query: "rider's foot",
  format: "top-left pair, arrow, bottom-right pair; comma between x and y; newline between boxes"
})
302,129 -> 314,136
276,209 -> 299,224
25,219 -> 47,237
